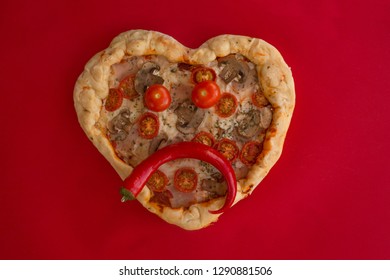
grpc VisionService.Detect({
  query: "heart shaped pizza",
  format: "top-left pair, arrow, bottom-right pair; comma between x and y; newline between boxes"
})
74,30 -> 295,230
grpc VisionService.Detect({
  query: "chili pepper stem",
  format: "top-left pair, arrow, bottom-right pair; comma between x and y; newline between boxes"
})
120,187 -> 136,202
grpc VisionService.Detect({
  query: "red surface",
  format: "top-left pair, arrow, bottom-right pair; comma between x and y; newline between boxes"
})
1,0 -> 389,259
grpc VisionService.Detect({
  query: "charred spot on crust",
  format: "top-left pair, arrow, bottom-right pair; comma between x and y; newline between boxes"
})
241,184 -> 254,194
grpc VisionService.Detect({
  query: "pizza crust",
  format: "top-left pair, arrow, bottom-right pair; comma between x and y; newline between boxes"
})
74,30 -> 295,230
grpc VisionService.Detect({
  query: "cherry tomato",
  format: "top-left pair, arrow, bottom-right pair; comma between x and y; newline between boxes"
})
146,170 -> 168,192
240,141 -> 263,166
252,91 -> 269,108
191,81 -> 221,109
215,93 -> 238,118
118,75 -> 139,100
105,88 -> 123,112
215,138 -> 239,162
191,67 -> 217,84
138,112 -> 159,139
174,168 -> 198,193
144,84 -> 171,112
191,131 -> 215,147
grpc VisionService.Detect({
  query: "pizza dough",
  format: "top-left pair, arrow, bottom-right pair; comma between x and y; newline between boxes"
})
74,30 -> 295,230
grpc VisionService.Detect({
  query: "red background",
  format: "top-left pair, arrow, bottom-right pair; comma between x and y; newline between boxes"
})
1,0 -> 389,259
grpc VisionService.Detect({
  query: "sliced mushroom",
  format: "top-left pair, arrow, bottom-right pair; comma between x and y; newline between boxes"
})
232,62 -> 259,93
218,55 -> 250,84
119,107 -> 131,119
108,108 -> 131,140
236,109 -> 262,139
175,99 -> 196,124
134,62 -> 164,94
109,130 -> 127,141
201,179 -> 227,196
148,132 -> 168,155
235,106 -> 273,139
175,100 -> 205,135
113,115 -> 130,131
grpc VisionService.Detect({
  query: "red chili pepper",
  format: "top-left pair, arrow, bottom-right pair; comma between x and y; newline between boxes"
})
123,142 -> 237,214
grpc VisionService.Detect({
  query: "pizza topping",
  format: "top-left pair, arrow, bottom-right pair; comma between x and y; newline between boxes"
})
144,84 -> 172,112
118,75 -> 139,100
123,142 -> 237,214
109,130 -> 127,142
175,100 -> 205,135
146,170 -> 168,192
108,108 -> 131,131
191,81 -> 221,109
218,55 -> 249,84
215,93 -> 238,118
191,67 -> 217,83
134,62 -> 164,94
201,179 -> 227,196
138,112 -> 159,139
240,141 -> 263,165
104,54 -> 272,213
178,63 -> 194,71
192,131 -> 215,147
236,109 -> 262,139
175,100 -> 195,123
108,108 -> 131,141
148,132 -> 168,154
105,88 -> 123,112
215,138 -> 239,162
252,91 -> 269,108
150,190 -> 173,207
174,168 -> 198,193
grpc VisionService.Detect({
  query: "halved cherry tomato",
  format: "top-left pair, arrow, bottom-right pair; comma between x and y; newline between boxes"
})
240,141 -> 263,166
191,67 -> 217,84
146,170 -> 168,192
105,88 -> 123,112
144,84 -> 171,112
215,93 -> 238,118
191,131 -> 215,147
174,168 -> 198,193
215,138 -> 239,162
252,91 -> 269,108
118,75 -> 139,100
138,112 -> 159,139
191,80 -> 221,109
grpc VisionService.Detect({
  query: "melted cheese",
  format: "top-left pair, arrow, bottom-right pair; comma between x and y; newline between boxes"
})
100,54 -> 272,209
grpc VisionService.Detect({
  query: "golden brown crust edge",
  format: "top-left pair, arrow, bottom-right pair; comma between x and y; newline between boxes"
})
73,30 -> 295,230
